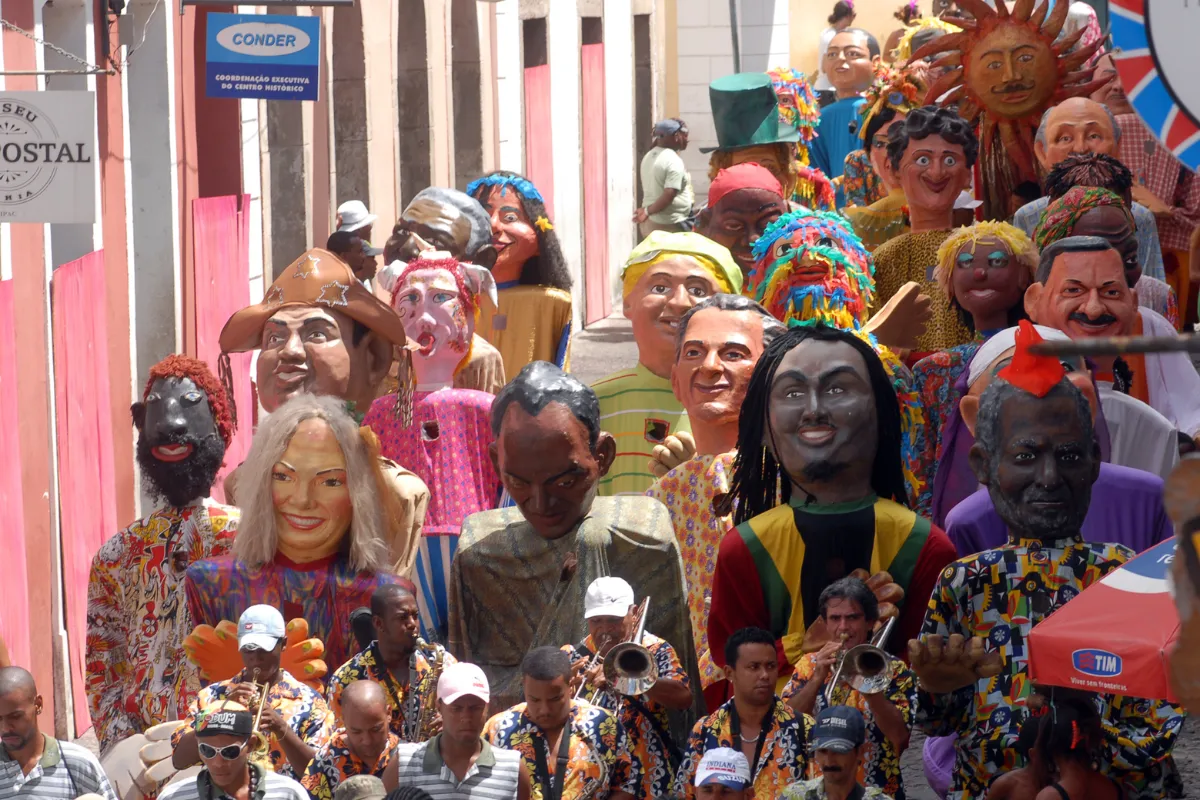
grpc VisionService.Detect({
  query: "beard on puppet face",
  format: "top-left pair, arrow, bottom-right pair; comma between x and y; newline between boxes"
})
136,431 -> 226,509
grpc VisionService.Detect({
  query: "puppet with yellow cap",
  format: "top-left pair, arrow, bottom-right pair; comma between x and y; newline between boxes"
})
591,231 -> 742,497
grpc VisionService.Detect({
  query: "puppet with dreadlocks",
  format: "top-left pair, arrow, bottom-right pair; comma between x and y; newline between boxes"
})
909,0 -> 1108,219
707,323 -> 957,682
466,171 -> 574,378
842,67 -> 926,250
86,355 -> 241,757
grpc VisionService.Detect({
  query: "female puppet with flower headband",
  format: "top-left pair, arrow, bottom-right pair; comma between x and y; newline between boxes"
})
466,171 -> 573,379
842,67 -> 924,250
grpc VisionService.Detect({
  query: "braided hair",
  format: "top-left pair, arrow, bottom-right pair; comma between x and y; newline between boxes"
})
724,325 -> 909,524
466,171 -> 572,291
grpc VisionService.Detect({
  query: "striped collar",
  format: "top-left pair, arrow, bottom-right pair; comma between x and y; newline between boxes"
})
421,735 -> 496,773
0,735 -> 62,768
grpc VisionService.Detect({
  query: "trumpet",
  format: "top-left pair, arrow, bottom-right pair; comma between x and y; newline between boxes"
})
826,616 -> 897,704
248,669 -> 271,762
601,596 -> 658,698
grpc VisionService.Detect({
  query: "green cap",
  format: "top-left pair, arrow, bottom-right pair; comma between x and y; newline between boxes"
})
622,231 -> 743,295
701,72 -> 802,154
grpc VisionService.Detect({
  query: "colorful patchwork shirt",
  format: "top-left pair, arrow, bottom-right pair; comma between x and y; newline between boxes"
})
300,729 -> 398,800
917,537 -> 1184,799
673,698 -> 813,800
85,500 -> 239,754
174,668 -> 334,777
564,632 -> 689,799
484,700 -> 639,800
327,639 -> 455,742
782,653 -> 916,799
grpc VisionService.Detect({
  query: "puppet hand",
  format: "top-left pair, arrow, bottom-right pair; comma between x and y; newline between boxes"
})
1132,185 -> 1173,217
908,634 -> 1002,694
863,282 -> 932,351
281,618 -> 327,688
183,621 -> 242,682
130,721 -> 200,796
648,432 -> 697,478
849,568 -> 904,618
800,618 -> 833,654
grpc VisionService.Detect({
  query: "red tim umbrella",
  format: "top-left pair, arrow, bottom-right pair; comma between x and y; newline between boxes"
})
1028,539 -> 1180,701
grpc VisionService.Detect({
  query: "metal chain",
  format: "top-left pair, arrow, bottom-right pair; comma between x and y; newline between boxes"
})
0,17 -> 109,72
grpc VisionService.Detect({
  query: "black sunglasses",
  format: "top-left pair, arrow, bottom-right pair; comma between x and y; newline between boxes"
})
199,741 -> 249,761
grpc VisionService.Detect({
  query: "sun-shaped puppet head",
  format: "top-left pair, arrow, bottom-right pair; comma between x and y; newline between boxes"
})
747,210 -> 875,331
910,0 -> 1108,218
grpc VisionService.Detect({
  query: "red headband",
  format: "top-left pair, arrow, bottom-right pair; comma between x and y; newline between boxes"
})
708,163 -> 785,208
997,320 -> 1065,398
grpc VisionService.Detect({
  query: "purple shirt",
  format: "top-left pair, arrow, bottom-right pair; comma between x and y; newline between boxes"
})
945,462 -> 1172,558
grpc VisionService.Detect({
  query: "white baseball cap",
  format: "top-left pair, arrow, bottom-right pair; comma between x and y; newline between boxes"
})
695,747 -> 751,788
437,662 -> 490,705
238,604 -> 285,651
337,200 -> 377,233
584,577 -> 635,620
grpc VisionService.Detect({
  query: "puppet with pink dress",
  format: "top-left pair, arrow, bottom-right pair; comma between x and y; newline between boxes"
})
366,253 -> 502,641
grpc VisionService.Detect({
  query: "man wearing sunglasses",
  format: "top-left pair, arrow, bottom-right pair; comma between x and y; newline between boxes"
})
160,706 -> 309,800
173,606 -> 334,777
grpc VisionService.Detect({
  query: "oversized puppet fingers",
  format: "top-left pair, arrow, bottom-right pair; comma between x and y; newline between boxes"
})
100,720 -> 197,800
848,568 -> 905,613
183,620 -> 242,682
282,617 -> 328,688
862,281 -> 933,351
648,432 -> 697,479
908,634 -> 1002,694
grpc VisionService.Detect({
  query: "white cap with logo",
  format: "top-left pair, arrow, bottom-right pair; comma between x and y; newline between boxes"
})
437,662 -> 491,705
695,747 -> 752,788
238,604 -> 286,652
584,577 -> 635,620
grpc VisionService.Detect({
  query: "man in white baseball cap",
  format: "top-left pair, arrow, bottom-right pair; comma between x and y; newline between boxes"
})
172,605 -> 335,777
694,747 -> 751,798
384,662 -> 529,798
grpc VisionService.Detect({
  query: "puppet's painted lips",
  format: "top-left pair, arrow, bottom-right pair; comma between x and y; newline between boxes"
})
273,368 -> 307,389
921,177 -> 950,193
418,332 -> 436,355
283,513 -> 325,531
964,288 -> 999,302
792,266 -> 828,283
797,426 -> 835,445
152,444 -> 194,462
694,381 -> 730,395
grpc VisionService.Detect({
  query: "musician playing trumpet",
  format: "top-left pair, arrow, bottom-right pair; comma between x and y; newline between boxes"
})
172,605 -> 334,777
782,578 -> 916,800
564,577 -> 693,799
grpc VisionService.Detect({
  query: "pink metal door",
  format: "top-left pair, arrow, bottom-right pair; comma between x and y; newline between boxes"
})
524,64 -> 555,218
581,43 -> 610,323
0,280 -> 31,672
192,194 -> 254,498
52,251 -> 119,734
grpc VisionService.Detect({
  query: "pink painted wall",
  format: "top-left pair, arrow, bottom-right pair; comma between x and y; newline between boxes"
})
0,281 -> 31,671
51,252 -> 119,734
524,64 -> 555,218
581,43 -> 611,324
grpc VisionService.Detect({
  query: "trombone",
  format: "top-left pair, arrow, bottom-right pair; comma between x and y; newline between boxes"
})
574,634 -> 611,702
826,616 -> 896,704
601,596 -> 658,698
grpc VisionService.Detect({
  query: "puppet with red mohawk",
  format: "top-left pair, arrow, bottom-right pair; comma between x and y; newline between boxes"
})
86,355 -> 241,757
910,0 -> 1109,219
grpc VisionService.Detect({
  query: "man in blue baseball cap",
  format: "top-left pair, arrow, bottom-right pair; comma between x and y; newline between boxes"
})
783,706 -> 895,799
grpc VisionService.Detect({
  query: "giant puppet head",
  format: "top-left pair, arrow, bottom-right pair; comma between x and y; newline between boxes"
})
853,67 -> 925,195
1024,235 -> 1137,341
747,209 -> 876,329
884,105 -> 977,232
219,249 -> 408,416
909,0 -> 1108,218
376,254 -> 498,390
704,73 -> 804,199
383,188 -> 497,269
696,163 -> 789,280
934,220 -> 1037,336
132,355 -> 236,510
465,172 -> 572,291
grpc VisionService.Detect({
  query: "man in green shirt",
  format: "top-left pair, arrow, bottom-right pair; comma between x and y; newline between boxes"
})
635,119 -> 695,238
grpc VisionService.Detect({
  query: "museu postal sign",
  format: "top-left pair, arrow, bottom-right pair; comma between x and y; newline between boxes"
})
0,92 -> 95,224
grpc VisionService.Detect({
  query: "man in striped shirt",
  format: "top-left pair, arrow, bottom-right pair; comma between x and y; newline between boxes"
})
0,667 -> 118,800
159,706 -> 308,800
384,663 -> 527,799
592,231 -> 742,496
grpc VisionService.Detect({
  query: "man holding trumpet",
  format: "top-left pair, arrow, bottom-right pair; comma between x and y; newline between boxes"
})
782,578 -> 916,799
565,577 -> 693,799
172,605 -> 334,777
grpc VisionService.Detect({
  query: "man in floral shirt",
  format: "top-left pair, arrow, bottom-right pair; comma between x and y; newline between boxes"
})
783,707 -> 893,799
327,584 -> 455,742
172,605 -> 334,777
907,323 -> 1184,800
783,578 -> 915,799
302,681 -> 398,800
485,647 -> 637,800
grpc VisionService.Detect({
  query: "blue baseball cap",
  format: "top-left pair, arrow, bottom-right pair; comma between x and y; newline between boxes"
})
812,705 -> 866,753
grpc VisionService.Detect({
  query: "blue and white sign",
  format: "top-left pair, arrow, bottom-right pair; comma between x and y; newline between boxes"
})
205,13 -> 320,102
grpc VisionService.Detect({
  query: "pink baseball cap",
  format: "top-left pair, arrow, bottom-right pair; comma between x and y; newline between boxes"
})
437,662 -> 490,705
